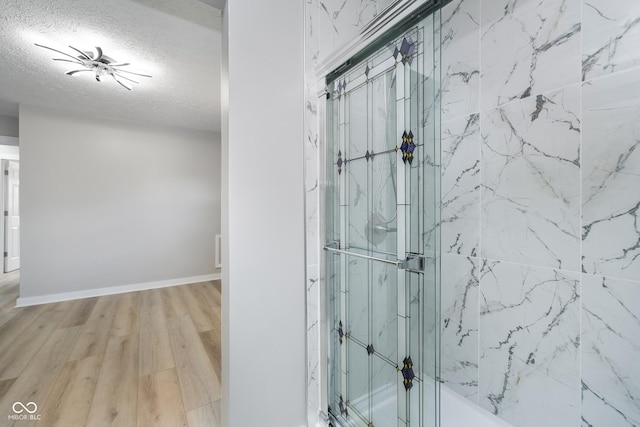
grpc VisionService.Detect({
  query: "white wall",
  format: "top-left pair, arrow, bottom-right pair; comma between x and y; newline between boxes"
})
222,0 -> 306,426
19,104 -> 221,303
0,115 -> 19,139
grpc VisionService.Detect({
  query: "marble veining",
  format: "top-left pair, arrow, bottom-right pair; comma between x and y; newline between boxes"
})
318,0 -> 396,65
305,1 -> 323,423
441,254 -> 479,402
480,0 -> 581,109
582,68 -> 640,281
305,78 -> 320,265
481,85 -> 581,271
440,0 -> 480,122
441,113 -> 480,257
306,265 -> 321,425
582,0 -> 640,81
479,260 -> 580,427
581,274 -> 640,427
481,349 -> 580,427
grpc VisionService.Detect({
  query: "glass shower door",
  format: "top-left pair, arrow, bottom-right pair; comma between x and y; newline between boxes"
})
325,9 -> 441,427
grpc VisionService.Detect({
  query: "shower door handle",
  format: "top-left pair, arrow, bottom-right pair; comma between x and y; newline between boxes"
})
323,244 -> 426,272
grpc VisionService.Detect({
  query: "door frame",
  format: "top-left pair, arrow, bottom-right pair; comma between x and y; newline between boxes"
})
3,159 -> 19,272
0,142 -> 20,273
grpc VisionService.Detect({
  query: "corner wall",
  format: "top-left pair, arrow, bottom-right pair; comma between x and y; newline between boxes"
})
19,104 -> 220,304
222,1 -> 306,426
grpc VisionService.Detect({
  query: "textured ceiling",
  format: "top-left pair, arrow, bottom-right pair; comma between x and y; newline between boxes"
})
0,0 -> 222,132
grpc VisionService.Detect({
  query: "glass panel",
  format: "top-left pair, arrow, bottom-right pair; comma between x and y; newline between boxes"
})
348,157 -> 369,250
409,380 -> 422,426
405,27 -> 423,257
372,68 -> 397,153
408,271 -> 423,380
372,261 -> 398,362
372,354 -> 398,427
347,257 -> 369,344
370,153 -> 398,255
347,340 -> 370,423
348,85 -> 368,159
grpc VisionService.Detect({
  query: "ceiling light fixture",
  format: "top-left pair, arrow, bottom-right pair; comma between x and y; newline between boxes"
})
35,43 -> 152,90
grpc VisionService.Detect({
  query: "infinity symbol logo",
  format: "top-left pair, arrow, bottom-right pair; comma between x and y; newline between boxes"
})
12,402 -> 38,414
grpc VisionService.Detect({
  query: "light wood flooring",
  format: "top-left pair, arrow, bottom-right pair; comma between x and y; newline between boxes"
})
0,271 -> 222,427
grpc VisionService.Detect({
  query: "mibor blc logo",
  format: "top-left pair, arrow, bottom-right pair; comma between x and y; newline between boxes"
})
8,401 -> 41,421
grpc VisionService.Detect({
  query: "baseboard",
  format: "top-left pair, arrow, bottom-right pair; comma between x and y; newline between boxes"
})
15,273 -> 222,307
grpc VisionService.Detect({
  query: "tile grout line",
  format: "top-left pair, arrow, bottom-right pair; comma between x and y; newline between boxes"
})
477,0 -> 483,408
579,0 -> 584,420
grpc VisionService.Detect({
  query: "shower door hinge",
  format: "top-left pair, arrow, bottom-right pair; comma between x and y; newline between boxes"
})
3,252 -> 6,258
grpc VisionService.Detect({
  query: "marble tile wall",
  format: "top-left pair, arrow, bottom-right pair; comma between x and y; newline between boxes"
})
437,0 -> 640,426
306,0 -> 640,426
479,260 -> 580,427
481,85 -> 581,271
440,254 -> 478,401
305,1 -> 321,425
581,275 -> 640,426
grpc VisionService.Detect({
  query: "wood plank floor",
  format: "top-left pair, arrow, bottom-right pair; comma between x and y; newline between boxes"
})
0,271 -> 222,427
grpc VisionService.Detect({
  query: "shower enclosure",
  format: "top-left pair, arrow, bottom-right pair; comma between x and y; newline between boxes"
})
324,5 -> 442,427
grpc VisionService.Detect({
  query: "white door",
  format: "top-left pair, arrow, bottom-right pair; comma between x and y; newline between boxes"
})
5,160 -> 19,272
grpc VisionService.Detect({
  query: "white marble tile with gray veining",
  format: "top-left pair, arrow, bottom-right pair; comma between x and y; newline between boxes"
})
481,85 -> 581,271
480,0 -> 581,109
480,0 -> 557,24
442,114 -> 480,257
421,14 -> 438,130
581,274 -> 640,427
582,68 -> 640,281
479,260 -> 580,411
582,0 -> 640,81
480,348 -> 580,427
318,0 -> 387,64
306,264 -> 321,426
305,3 -> 323,422
305,77 -> 320,265
441,0 -> 480,122
441,254 -> 479,402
